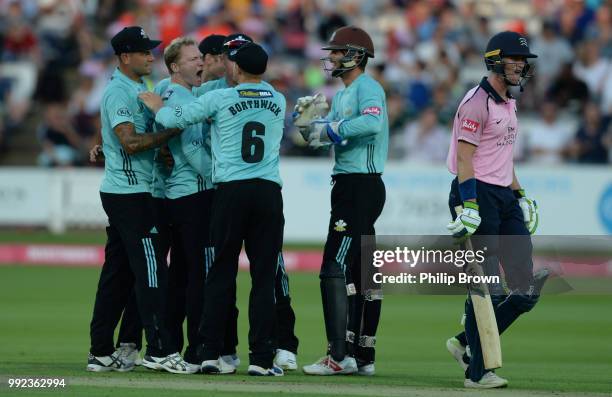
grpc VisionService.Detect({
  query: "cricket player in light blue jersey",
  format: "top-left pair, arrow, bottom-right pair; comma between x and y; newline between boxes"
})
150,37 -> 216,371
87,26 -> 195,375
298,26 -> 389,376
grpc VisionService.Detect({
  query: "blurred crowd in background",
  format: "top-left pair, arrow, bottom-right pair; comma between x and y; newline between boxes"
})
0,0 -> 610,167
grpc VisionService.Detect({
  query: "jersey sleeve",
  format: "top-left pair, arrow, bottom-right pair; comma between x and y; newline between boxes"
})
155,91 -> 219,129
338,83 -> 384,139
106,90 -> 135,129
454,98 -> 487,146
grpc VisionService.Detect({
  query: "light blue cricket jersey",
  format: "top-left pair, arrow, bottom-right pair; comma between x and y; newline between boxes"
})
327,73 -> 389,175
155,81 -> 285,186
100,68 -> 156,194
152,77 -> 229,196
162,82 -> 213,198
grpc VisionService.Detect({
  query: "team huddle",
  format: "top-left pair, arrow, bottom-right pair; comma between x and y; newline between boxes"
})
86,23 -> 546,388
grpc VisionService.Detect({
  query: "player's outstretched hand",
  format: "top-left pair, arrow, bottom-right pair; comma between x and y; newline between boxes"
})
89,144 -> 104,163
138,92 -> 163,113
447,201 -> 481,240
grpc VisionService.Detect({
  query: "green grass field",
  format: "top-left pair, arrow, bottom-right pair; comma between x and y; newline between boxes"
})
1,264 -> 611,396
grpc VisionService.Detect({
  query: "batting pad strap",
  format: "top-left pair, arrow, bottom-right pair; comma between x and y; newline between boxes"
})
359,335 -> 376,348
363,289 -> 383,301
458,178 -> 477,201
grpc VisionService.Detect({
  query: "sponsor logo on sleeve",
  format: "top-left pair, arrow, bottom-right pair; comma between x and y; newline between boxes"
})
174,106 -> 183,117
362,106 -> 381,116
461,118 -> 480,133
117,107 -> 132,117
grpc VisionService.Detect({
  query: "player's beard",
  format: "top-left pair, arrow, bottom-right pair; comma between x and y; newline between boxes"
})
135,62 -> 153,77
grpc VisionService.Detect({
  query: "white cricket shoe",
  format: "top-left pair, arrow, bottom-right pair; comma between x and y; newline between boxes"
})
464,372 -> 508,389
357,363 -> 375,376
142,352 -> 198,374
220,354 -> 241,367
201,357 -> 236,374
185,362 -> 201,373
116,343 -> 142,366
303,355 -> 357,375
87,351 -> 134,372
446,337 -> 469,371
248,364 -> 284,376
274,349 -> 297,370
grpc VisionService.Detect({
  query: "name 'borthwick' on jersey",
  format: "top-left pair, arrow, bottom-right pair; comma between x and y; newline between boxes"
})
100,68 -> 156,194
155,81 -> 285,187
326,73 -> 389,175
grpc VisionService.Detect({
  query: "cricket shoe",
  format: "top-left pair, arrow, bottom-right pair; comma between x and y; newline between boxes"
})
221,354 -> 241,367
116,343 -> 142,366
142,352 -> 198,374
357,363 -> 375,376
303,355 -> 357,375
87,351 -> 134,372
248,364 -> 284,376
446,337 -> 469,371
274,349 -> 297,370
185,362 -> 202,373
464,371 -> 508,389
201,357 -> 236,374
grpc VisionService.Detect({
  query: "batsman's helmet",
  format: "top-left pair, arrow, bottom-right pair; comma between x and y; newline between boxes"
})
484,31 -> 537,88
321,26 -> 374,77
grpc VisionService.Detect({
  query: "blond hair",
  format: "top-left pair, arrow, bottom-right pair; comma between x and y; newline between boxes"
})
164,37 -> 198,73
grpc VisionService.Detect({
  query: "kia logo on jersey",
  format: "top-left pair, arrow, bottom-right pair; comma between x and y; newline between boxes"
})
461,118 -> 479,133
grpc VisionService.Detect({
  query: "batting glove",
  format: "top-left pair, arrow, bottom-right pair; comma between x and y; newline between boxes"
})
515,189 -> 538,234
447,201 -> 481,239
307,119 -> 346,149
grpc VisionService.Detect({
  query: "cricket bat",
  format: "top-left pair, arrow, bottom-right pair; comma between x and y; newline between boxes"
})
455,205 -> 502,370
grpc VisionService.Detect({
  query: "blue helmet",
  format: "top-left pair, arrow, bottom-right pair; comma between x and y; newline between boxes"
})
484,31 -> 537,87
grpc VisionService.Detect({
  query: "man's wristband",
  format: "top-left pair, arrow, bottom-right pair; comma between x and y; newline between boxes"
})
513,189 -> 525,199
459,178 -> 477,201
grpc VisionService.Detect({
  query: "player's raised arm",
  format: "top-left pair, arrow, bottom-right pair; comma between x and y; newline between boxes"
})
113,122 -> 181,155
141,90 -> 218,130
107,91 -> 181,155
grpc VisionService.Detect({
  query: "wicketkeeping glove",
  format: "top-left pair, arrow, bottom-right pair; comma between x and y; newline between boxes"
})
515,189 -> 538,234
292,93 -> 330,142
307,119 -> 346,149
447,201 -> 481,239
